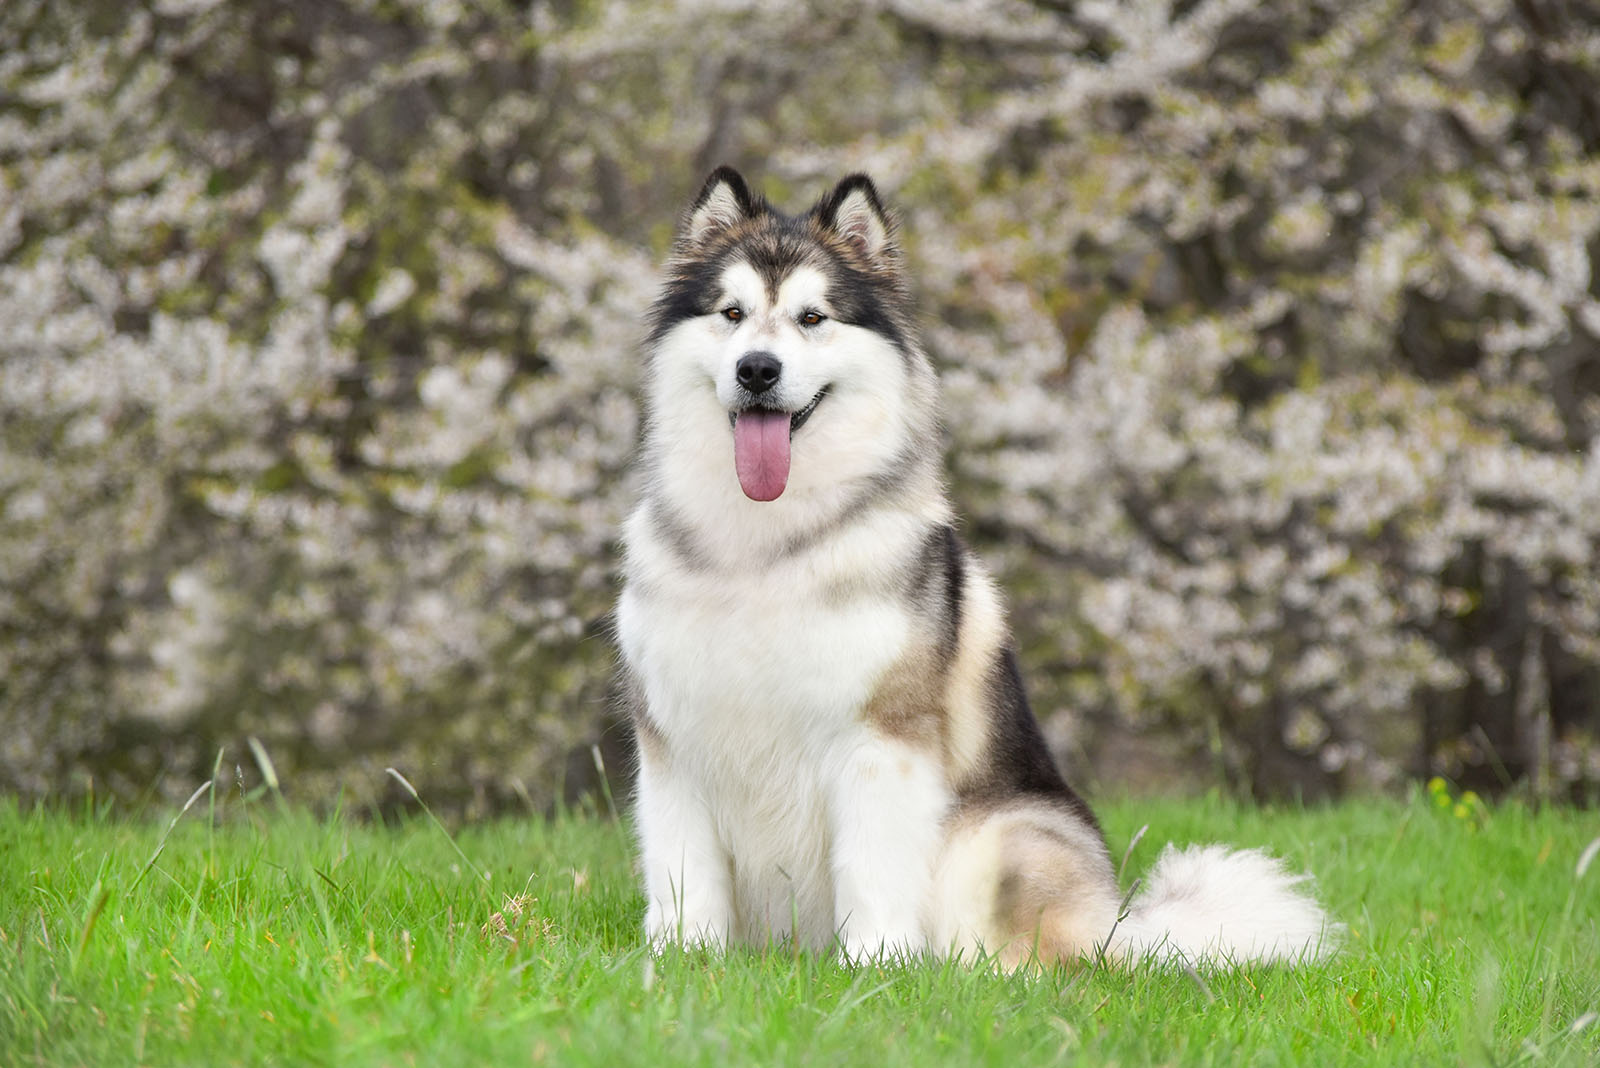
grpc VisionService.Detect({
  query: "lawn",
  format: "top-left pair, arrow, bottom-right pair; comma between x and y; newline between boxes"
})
1,776 -> 1596,1067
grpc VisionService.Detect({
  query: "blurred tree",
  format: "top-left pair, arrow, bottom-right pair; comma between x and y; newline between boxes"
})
2,0 -> 1597,811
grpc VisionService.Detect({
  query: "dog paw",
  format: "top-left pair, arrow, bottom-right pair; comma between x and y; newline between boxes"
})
648,930 -> 721,954
645,909 -> 727,953
836,928 -> 924,965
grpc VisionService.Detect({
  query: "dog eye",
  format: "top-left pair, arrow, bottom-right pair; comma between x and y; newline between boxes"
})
721,307 -> 743,323
800,311 -> 825,326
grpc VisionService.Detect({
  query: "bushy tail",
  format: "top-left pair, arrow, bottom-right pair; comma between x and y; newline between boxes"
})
1105,844 -> 1340,966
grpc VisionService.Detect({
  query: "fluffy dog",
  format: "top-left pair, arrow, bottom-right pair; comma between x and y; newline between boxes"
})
615,167 -> 1337,967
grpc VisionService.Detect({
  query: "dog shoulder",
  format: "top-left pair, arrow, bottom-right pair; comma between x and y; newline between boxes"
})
858,524 -> 1007,774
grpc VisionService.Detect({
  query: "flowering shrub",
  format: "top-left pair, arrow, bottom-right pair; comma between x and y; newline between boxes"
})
2,0 -> 1597,809
0,0 -> 653,810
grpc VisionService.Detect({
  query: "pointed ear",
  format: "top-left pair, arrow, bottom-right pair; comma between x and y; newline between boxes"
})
682,166 -> 760,246
816,174 -> 894,262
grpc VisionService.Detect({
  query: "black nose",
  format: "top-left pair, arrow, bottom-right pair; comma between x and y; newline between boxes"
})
736,351 -> 782,395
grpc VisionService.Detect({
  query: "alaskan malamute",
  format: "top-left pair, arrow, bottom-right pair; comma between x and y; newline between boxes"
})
615,167 -> 1337,968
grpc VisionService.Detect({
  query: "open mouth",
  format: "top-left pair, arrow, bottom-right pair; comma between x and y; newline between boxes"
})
728,387 -> 828,502
725,387 -> 828,438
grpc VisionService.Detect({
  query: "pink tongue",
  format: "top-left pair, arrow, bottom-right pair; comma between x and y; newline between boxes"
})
733,410 -> 791,501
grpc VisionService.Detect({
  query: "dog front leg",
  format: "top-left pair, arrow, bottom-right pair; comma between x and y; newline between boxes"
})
827,735 -> 950,962
636,744 -> 733,949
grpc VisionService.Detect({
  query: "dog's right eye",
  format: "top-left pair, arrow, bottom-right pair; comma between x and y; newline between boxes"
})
721,307 -> 743,323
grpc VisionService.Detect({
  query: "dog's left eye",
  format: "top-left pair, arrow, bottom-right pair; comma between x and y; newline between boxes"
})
799,311 -> 825,326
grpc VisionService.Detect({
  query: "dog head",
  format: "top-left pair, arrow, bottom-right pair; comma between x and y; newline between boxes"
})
645,168 -> 934,508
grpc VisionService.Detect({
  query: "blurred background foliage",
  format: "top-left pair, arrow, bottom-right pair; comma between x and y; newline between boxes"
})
3,0 -> 1598,815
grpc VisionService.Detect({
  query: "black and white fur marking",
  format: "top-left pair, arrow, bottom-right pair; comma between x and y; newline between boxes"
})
616,167 -> 1338,968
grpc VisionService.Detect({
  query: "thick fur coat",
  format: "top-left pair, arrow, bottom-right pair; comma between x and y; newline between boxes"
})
615,168 -> 1337,968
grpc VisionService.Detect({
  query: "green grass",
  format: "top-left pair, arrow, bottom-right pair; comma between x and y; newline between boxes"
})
1,781 -> 1596,1067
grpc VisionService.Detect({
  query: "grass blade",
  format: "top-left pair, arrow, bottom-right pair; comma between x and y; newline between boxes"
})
385,767 -> 488,884
128,780 -> 213,896
72,880 -> 111,974
1575,836 -> 1599,880
1118,824 -> 1149,882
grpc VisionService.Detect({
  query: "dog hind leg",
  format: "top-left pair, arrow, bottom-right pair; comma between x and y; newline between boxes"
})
930,803 -> 1121,970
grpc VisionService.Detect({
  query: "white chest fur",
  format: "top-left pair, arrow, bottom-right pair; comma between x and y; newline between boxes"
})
619,573 -> 907,750
616,500 -> 933,751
